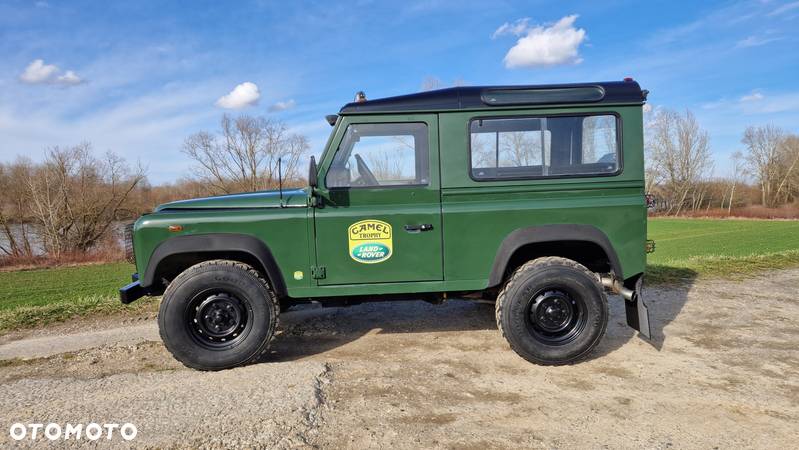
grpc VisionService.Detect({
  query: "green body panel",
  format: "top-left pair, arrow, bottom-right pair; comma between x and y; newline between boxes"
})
131,102 -> 647,299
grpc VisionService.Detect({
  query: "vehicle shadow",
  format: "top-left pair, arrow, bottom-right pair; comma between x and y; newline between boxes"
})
264,267 -> 697,363
592,266 -> 697,359
643,266 -> 698,352
264,299 -> 496,362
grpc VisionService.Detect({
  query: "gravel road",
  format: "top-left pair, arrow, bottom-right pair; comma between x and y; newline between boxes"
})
1,269 -> 797,449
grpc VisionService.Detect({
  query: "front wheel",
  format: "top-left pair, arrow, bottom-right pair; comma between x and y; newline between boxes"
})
495,257 -> 608,365
158,260 -> 279,371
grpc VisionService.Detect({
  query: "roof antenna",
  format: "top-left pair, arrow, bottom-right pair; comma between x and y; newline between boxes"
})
355,91 -> 367,102
277,157 -> 284,207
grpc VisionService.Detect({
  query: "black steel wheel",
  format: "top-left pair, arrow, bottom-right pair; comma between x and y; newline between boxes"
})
158,260 -> 279,371
526,289 -> 587,345
495,257 -> 607,365
187,291 -> 251,349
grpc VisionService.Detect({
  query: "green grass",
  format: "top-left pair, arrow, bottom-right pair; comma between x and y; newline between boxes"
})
0,262 -> 157,334
646,218 -> 799,283
1,218 -> 797,333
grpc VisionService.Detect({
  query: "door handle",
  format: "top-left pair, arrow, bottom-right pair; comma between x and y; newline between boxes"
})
404,224 -> 434,233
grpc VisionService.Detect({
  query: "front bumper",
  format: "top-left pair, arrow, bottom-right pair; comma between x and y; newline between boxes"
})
119,273 -> 146,304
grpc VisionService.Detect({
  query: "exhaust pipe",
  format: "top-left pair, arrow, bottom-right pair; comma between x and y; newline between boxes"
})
599,274 -> 651,339
599,274 -> 634,301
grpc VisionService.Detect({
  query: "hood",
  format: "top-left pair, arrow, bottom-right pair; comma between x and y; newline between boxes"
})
155,188 -> 308,211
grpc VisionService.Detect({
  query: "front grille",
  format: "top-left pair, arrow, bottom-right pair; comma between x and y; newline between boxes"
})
124,222 -> 136,264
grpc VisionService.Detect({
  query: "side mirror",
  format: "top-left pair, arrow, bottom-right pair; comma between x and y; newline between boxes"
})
308,155 -> 318,188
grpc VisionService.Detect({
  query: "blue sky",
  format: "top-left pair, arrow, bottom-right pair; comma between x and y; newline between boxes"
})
1,0 -> 797,183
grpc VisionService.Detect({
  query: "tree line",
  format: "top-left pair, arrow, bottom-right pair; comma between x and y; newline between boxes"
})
0,144 -> 145,259
645,108 -> 799,215
0,114 -> 306,262
1,109 -> 797,263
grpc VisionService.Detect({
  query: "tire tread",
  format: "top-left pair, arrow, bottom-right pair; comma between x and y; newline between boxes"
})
158,259 -> 280,371
495,256 -> 606,365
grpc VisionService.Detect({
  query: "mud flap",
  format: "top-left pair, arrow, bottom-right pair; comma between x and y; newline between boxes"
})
624,277 -> 651,339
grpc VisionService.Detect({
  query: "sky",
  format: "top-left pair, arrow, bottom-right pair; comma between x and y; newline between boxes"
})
0,0 -> 798,183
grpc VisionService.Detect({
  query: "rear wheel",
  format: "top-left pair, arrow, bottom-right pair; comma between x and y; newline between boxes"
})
158,260 -> 279,371
495,257 -> 607,365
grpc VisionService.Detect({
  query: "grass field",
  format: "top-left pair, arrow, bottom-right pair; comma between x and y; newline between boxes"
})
646,218 -> 799,283
1,218 -> 798,333
0,262 -> 157,333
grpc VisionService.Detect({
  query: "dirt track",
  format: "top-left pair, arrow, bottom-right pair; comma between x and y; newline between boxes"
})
1,269 -> 798,449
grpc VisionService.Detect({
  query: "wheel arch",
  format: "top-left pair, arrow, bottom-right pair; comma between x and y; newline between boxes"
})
141,233 -> 287,298
488,224 -> 622,288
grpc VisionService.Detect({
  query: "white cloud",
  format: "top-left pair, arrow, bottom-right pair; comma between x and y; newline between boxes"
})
215,82 -> 260,109
19,59 -> 83,86
740,91 -> 764,102
768,1 -> 799,16
701,91 -> 799,115
0,83 -> 221,183
736,35 -> 781,48
500,15 -> 587,69
19,59 -> 59,83
642,103 -> 653,113
745,92 -> 799,114
56,70 -> 83,85
491,18 -> 530,39
269,99 -> 296,112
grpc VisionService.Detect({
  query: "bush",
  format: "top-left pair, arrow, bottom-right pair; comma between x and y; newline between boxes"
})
651,204 -> 799,219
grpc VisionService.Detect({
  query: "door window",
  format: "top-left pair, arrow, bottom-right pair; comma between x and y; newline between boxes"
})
326,123 -> 429,188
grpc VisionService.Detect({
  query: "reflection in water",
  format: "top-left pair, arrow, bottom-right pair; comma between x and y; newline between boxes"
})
0,222 -> 126,256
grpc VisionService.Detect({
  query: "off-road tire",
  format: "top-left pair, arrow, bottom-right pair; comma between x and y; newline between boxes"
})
495,257 -> 608,365
158,260 -> 279,371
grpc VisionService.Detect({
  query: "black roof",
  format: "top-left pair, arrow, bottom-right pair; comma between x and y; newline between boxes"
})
340,80 -> 646,114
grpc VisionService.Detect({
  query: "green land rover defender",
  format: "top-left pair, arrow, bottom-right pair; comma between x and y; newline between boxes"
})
120,80 -> 652,371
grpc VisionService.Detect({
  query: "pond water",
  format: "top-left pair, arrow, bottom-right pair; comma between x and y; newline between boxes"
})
0,222 -> 127,256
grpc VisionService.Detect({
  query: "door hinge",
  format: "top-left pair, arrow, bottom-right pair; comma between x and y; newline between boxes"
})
311,266 -> 326,279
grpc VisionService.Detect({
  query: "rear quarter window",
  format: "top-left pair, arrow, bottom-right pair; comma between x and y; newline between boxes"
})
469,114 -> 620,180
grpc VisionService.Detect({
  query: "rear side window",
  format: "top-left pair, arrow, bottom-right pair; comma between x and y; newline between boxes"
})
327,123 -> 429,188
469,114 -> 620,180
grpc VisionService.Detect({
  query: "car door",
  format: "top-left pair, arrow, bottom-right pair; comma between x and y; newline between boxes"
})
313,114 -> 442,285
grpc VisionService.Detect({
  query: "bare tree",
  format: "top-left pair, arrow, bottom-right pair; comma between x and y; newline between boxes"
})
500,132 -> 539,167
183,114 -> 308,194
0,159 -> 36,257
421,76 -> 467,91
643,106 -> 660,194
581,115 -> 616,164
646,109 -> 714,214
421,76 -> 443,92
368,150 -> 404,181
775,134 -> 799,205
743,125 -> 784,207
470,134 -> 495,168
470,130 -> 541,170
726,151 -> 745,214
25,143 -> 144,255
